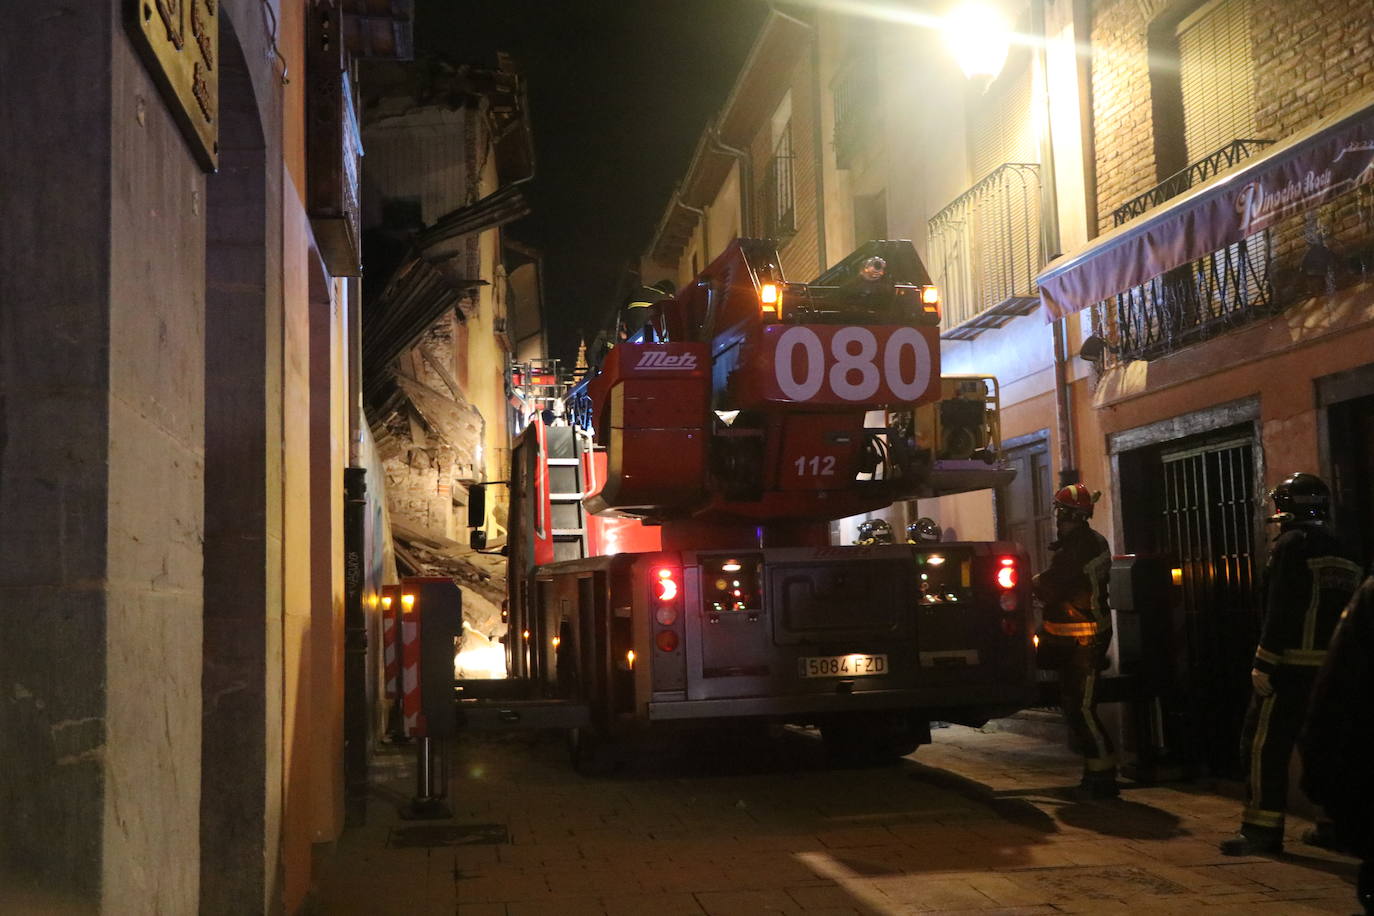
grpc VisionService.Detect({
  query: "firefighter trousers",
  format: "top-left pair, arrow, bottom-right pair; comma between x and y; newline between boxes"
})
1237,669 -> 1316,839
1059,662 -> 1116,780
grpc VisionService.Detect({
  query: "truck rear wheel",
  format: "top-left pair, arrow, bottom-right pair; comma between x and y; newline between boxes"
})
567,727 -> 619,777
821,713 -> 927,766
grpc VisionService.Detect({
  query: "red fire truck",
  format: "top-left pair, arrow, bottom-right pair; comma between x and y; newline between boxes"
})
466,240 -> 1036,771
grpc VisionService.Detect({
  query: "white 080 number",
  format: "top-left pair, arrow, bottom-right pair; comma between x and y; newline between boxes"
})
774,326 -> 931,402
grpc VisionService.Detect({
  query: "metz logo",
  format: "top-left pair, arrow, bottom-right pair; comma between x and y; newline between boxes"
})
635,351 -> 698,370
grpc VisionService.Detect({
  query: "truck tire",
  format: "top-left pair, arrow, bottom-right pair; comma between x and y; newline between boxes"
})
567,727 -> 619,777
821,714 -> 926,766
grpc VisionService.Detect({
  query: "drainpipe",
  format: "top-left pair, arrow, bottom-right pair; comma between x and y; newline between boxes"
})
1033,0 -> 1077,482
709,128 -> 754,237
677,196 -> 708,262
768,2 -> 828,271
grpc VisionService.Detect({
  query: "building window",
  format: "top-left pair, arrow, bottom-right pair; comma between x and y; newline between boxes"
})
1177,0 -> 1256,165
765,93 -> 796,241
764,129 -> 795,240
926,53 -> 1041,336
832,51 -> 878,170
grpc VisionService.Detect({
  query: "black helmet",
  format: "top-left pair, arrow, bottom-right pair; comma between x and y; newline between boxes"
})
907,517 -> 941,543
1268,472 -> 1330,524
856,519 -> 894,544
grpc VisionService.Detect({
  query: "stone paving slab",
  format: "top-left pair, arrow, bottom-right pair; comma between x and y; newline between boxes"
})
313,726 -> 1361,915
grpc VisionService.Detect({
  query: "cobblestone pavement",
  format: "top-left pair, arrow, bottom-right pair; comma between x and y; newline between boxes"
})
314,724 -> 1361,915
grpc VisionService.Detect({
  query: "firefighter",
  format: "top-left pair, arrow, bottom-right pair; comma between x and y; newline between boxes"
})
620,279 -> 675,341
1301,573 -> 1374,913
1220,472 -> 1363,856
1033,483 -> 1118,800
855,518 -> 894,545
907,517 -> 942,544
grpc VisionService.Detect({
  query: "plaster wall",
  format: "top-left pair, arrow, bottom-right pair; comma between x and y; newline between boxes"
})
104,14 -> 208,910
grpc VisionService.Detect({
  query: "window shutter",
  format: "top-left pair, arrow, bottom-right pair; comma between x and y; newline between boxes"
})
969,61 -> 1035,180
1178,0 -> 1256,162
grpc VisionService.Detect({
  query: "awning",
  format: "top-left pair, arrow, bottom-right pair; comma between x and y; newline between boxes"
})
1037,91 -> 1374,320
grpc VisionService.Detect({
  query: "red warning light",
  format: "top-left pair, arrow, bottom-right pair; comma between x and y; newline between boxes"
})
655,568 -> 679,602
996,557 -> 1017,590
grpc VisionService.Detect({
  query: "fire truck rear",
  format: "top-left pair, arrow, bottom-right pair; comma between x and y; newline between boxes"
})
480,240 -> 1036,770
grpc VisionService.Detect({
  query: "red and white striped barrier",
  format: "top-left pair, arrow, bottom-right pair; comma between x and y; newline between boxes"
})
400,591 -> 424,737
381,585 -> 399,701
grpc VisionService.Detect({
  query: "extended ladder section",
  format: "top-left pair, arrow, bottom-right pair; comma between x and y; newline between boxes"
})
544,426 -> 589,561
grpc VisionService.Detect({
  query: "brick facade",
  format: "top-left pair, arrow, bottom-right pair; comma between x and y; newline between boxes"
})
1092,0 -> 1374,238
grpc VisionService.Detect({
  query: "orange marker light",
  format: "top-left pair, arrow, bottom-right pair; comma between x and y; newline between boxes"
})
921,285 -> 941,305
400,594 -> 416,613
760,282 -> 780,314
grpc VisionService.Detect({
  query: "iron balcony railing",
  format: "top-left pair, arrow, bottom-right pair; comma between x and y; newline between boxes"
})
927,163 -> 1043,333
832,55 -> 877,170
1111,139 -> 1275,226
763,128 -> 795,241
1092,138 -> 1287,364
1092,232 -> 1274,363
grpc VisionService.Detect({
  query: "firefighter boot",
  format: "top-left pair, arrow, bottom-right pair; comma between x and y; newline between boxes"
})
1299,821 -> 1344,852
1064,770 -> 1120,802
1219,826 -> 1283,856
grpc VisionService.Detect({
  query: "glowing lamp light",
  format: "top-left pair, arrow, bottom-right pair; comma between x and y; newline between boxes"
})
921,285 -> 941,306
926,555 -> 946,566
760,282 -> 781,313
1033,634 -> 1040,648
1171,567 -> 1184,586
944,3 -> 1012,87
552,636 -> 561,648
400,593 -> 416,613
722,560 -> 742,572
626,649 -> 636,670
380,596 -> 393,611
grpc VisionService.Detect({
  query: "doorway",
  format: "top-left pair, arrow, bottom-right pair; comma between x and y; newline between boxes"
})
1327,392 -> 1374,566
1118,426 -> 1261,778
995,431 -> 1053,575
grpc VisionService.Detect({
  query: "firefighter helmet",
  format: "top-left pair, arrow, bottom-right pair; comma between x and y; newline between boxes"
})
1053,483 -> 1099,518
907,517 -> 942,543
856,518 -> 894,545
1268,472 -> 1330,523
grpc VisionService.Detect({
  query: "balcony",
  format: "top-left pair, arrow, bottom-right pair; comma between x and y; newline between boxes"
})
1092,139 -> 1286,365
763,129 -> 795,241
1111,139 -> 1275,227
1090,232 -> 1275,364
927,163 -> 1043,340
1110,138 -> 1269,227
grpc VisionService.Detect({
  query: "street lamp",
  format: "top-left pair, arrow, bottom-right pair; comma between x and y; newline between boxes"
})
943,2 -> 1011,91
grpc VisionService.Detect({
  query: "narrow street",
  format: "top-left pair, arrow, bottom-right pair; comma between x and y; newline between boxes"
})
315,724 -> 1359,915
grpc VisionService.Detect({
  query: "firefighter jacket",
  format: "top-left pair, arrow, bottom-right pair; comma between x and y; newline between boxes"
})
1252,524 -> 1362,675
1300,575 -> 1374,852
1034,524 -> 1113,642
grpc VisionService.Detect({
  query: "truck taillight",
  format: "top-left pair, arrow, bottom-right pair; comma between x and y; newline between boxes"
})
655,630 -> 679,652
996,557 -> 1017,590
655,567 -> 679,602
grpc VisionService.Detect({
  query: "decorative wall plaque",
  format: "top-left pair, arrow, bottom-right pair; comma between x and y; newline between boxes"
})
128,0 -> 218,171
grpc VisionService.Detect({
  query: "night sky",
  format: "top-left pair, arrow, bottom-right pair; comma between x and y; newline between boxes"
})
414,0 -> 770,364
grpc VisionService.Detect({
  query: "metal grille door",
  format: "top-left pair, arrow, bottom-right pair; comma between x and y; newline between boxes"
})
1160,438 -> 1259,776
